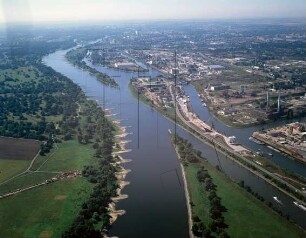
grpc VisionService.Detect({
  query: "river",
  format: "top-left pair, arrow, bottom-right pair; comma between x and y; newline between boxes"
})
43,49 -> 306,237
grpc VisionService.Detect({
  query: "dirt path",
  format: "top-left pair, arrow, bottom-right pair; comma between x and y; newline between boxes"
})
0,138 -> 58,187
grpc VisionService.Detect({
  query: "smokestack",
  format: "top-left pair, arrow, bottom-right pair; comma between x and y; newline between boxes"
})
277,92 -> 280,113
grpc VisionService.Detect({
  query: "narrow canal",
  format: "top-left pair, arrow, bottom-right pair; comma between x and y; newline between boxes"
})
183,85 -> 306,177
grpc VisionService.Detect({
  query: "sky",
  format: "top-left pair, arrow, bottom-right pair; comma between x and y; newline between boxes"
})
0,0 -> 305,24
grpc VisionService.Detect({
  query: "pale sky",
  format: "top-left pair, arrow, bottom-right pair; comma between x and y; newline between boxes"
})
1,0 -> 305,24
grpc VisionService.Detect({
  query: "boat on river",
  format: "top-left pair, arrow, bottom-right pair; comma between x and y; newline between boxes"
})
273,196 -> 282,204
293,201 -> 306,211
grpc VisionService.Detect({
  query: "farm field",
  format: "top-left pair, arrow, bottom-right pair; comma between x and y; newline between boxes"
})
0,136 -> 42,183
0,139 -> 96,238
0,159 -> 30,184
0,140 -> 95,194
0,136 -> 42,161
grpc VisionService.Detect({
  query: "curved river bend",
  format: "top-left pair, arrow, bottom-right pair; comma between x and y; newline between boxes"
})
43,49 -> 306,237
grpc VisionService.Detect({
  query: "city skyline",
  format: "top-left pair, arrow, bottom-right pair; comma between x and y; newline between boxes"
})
1,0 -> 305,24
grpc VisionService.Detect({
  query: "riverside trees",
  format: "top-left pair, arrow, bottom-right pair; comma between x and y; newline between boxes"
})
62,101 -> 119,238
174,135 -> 230,238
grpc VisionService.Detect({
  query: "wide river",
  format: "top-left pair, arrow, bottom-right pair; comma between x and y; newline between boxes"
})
43,49 -> 306,237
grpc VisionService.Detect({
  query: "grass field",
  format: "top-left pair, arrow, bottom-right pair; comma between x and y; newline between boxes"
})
0,136 -> 43,184
0,139 -> 97,237
0,172 -> 56,195
0,177 -> 93,238
185,162 -> 305,238
0,159 -> 30,183
31,140 -> 96,172
0,138 -> 94,187
0,140 -> 96,193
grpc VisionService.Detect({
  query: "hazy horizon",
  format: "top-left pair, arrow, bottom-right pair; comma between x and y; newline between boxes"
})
1,0 -> 305,25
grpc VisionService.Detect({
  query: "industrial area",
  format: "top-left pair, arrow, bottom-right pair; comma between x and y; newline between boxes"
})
130,74 -> 306,165
131,75 -> 253,154
198,82 -> 306,126
130,76 -> 173,108
129,74 -> 306,204
90,46 -> 306,127
253,122 -> 306,164
89,49 -> 147,72
82,21 -> 306,200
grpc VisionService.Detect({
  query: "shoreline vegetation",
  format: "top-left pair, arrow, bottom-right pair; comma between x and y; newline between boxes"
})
65,48 -> 119,88
171,134 -> 305,238
173,139 -> 195,238
0,41 -> 127,238
60,66 -> 128,237
128,80 -> 306,206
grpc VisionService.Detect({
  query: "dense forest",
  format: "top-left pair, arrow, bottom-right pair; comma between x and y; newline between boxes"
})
0,38 -> 80,140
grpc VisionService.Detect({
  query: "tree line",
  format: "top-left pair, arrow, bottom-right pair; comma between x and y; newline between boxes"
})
174,135 -> 230,238
62,99 -> 119,238
66,48 -> 119,88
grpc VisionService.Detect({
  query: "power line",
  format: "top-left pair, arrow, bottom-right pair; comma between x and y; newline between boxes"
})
212,139 -> 223,172
160,168 -> 182,187
174,50 -> 177,145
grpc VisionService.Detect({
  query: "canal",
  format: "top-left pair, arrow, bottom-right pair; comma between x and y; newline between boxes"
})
43,49 -> 306,237
183,85 -> 306,177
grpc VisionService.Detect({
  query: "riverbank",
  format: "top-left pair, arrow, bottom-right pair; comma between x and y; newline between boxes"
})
128,81 -> 184,125
253,132 -> 306,165
102,63 -> 148,73
65,48 -> 119,88
170,132 -> 194,238
109,126 -> 132,225
129,79 -> 306,205
172,135 -> 306,238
